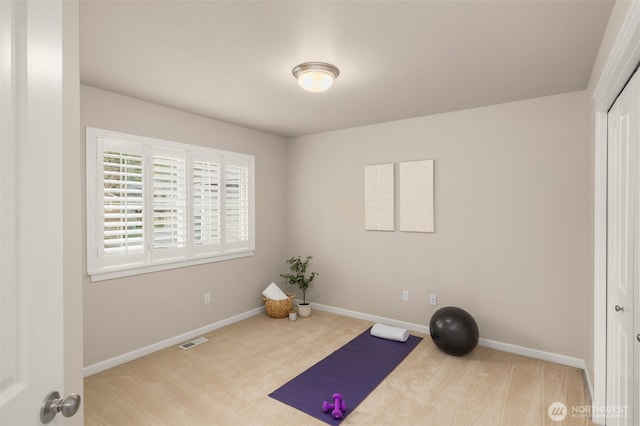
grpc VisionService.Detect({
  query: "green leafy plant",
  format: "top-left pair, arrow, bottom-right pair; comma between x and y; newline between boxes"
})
280,255 -> 318,304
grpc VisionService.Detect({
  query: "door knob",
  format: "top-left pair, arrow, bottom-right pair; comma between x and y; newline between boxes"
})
615,305 -> 624,312
40,391 -> 81,423
637,334 -> 640,343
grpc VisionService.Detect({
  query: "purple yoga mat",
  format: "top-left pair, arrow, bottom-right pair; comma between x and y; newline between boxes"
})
268,327 -> 423,425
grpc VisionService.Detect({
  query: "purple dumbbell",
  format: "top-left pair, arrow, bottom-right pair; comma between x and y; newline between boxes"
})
322,393 -> 346,419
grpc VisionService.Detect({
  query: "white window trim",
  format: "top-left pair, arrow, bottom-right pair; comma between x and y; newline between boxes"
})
86,127 -> 255,282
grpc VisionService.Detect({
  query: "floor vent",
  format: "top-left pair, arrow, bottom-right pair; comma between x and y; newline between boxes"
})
178,337 -> 209,350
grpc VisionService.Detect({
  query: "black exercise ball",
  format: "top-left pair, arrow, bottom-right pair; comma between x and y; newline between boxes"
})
429,306 -> 479,356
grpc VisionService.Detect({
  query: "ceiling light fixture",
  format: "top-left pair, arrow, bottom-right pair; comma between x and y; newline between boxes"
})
292,62 -> 340,93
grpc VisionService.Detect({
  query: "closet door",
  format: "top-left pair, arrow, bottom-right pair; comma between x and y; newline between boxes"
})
606,70 -> 639,426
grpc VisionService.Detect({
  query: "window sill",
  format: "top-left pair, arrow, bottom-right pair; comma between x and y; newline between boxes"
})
88,250 -> 254,282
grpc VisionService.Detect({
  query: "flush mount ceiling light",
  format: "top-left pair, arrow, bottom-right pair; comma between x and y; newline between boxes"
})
292,62 -> 340,93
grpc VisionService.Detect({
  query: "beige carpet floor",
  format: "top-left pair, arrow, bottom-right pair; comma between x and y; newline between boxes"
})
84,310 -> 593,425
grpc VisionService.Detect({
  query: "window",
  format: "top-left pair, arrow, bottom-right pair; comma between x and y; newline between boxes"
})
86,127 -> 255,281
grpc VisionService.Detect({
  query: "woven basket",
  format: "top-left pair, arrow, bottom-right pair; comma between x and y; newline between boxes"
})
263,294 -> 295,318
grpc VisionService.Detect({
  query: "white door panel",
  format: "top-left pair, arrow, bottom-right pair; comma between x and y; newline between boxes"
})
607,69 -> 639,426
0,1 -> 81,424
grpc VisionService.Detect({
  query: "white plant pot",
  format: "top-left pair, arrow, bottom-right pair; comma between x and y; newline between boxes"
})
297,302 -> 311,317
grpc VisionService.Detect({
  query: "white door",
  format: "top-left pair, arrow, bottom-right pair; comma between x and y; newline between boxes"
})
0,1 -> 81,424
606,69 -> 639,426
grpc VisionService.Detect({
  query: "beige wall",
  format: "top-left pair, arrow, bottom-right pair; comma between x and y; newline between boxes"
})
286,91 -> 591,359
81,85 -> 287,366
82,66 -> 604,367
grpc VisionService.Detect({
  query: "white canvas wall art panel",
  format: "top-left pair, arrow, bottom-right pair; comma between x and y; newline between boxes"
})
400,160 -> 434,232
364,163 -> 394,231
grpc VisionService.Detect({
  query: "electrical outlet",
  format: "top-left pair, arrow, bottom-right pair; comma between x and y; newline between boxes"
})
204,292 -> 211,304
402,290 -> 409,302
430,294 -> 437,306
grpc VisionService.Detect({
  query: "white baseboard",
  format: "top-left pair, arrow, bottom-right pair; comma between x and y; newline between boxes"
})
311,301 -> 429,334
83,306 -> 265,377
312,301 -> 593,399
478,337 -> 586,370
584,364 -> 594,403
84,300 -> 594,401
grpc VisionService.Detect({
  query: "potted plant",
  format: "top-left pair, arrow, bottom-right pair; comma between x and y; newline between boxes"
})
280,255 -> 318,317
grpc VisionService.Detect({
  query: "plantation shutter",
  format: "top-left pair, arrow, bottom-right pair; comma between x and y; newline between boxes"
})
224,158 -> 250,250
87,127 -> 255,281
100,137 -> 145,267
192,154 -> 221,253
150,148 -> 187,260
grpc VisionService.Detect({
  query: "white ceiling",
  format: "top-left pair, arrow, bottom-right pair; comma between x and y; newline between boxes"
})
80,1 -> 614,138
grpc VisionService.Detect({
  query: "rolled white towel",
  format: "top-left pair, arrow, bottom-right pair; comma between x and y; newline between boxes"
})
262,282 -> 288,301
370,323 -> 410,342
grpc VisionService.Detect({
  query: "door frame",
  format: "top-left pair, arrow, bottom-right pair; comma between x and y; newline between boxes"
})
62,1 -> 84,424
593,2 -> 640,424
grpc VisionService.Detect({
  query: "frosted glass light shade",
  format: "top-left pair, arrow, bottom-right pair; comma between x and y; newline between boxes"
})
297,71 -> 334,93
292,62 -> 339,93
